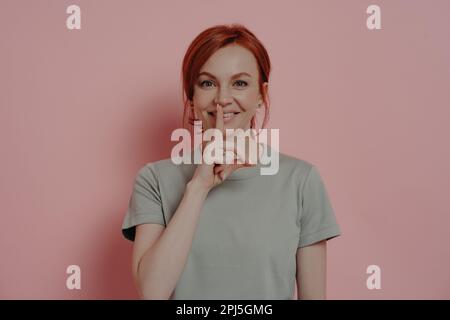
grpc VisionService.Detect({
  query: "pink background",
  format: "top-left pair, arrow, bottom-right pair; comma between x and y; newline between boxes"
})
1,0 -> 449,299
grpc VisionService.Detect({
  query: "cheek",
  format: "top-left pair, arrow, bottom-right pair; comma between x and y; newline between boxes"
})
193,91 -> 212,109
235,91 -> 259,110
238,100 -> 258,114
194,88 -> 258,112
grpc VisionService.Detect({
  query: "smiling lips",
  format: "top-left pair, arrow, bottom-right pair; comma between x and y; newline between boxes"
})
208,111 -> 240,123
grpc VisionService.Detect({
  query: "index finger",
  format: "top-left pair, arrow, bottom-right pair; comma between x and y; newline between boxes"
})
215,103 -> 224,134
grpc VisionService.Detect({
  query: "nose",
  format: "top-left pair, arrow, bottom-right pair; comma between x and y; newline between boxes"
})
215,86 -> 233,107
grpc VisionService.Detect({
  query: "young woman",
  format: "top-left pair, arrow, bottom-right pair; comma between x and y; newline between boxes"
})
122,24 -> 342,300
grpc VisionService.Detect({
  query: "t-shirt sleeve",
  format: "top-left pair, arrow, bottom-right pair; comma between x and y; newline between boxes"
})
121,164 -> 166,242
298,165 -> 342,248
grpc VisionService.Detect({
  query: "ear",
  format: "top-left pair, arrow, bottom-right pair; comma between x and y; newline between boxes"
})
258,82 -> 269,105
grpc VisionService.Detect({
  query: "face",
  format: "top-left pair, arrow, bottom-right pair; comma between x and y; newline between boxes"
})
191,44 -> 268,132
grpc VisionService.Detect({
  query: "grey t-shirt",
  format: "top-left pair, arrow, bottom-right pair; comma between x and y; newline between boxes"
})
121,144 -> 342,299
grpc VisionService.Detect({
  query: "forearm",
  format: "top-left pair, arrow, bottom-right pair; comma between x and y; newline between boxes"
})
137,180 -> 209,299
297,241 -> 327,300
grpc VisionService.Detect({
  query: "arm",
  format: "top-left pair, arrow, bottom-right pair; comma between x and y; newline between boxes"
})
132,179 -> 209,299
296,240 -> 327,300
131,106 -> 253,299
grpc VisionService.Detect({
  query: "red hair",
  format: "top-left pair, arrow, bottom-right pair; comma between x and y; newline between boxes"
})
181,23 -> 271,132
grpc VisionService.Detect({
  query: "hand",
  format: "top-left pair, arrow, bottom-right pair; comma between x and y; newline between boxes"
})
190,104 -> 257,192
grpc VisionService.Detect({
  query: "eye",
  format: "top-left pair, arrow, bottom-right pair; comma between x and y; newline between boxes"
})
234,80 -> 248,87
199,80 -> 215,88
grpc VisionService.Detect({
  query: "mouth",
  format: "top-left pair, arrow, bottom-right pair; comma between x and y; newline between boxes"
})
207,111 -> 241,123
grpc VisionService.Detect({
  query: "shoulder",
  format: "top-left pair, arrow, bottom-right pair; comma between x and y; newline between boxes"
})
274,147 -> 316,181
274,150 -> 333,199
257,145 -> 320,194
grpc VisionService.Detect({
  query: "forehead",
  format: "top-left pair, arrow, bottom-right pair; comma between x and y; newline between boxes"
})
199,44 -> 259,78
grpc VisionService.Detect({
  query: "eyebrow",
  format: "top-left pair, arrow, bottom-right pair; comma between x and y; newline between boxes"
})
197,71 -> 252,79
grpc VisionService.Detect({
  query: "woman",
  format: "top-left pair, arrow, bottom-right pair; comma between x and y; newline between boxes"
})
121,24 -> 342,300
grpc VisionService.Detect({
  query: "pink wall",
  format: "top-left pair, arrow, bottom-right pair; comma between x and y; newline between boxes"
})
1,0 -> 449,299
